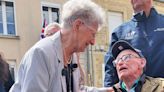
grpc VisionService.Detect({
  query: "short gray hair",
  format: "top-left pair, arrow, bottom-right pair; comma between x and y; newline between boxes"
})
44,22 -> 61,36
61,0 -> 105,31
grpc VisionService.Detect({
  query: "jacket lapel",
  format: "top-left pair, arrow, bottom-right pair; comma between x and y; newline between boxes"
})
61,76 -> 67,92
142,77 -> 159,92
51,31 -> 67,92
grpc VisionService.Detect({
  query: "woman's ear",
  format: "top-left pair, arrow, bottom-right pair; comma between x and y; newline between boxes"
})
72,19 -> 83,31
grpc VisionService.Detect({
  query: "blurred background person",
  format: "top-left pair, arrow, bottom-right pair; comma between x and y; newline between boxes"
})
44,22 -> 61,37
0,53 -> 14,92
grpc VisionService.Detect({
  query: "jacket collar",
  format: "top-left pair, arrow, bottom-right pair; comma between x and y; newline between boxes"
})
50,31 -> 64,64
50,31 -> 67,92
141,76 -> 160,92
117,74 -> 160,92
132,7 -> 158,22
119,74 -> 146,92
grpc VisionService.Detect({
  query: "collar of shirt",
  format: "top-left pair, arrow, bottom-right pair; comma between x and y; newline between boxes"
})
132,7 -> 158,22
119,74 -> 146,92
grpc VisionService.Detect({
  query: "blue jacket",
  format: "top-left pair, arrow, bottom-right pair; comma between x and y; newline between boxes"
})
104,8 -> 164,87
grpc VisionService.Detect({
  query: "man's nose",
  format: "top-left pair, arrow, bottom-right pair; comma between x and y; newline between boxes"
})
117,60 -> 124,66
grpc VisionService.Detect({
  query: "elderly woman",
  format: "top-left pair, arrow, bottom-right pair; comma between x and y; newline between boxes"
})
9,0 -> 110,92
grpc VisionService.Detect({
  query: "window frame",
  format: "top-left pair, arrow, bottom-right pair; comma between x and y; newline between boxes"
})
41,2 -> 61,25
0,0 -> 16,36
7,59 -> 17,81
108,11 -> 123,41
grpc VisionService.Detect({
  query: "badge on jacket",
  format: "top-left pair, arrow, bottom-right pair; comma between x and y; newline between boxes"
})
154,28 -> 164,32
124,30 -> 136,40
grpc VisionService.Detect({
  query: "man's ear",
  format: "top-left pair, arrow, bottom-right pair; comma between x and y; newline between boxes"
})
140,58 -> 146,69
72,19 -> 83,31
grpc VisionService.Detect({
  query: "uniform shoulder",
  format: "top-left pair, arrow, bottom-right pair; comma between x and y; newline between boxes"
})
158,13 -> 164,20
113,20 -> 134,33
146,76 -> 164,86
158,13 -> 164,17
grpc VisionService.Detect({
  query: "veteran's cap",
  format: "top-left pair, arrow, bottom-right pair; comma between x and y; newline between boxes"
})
111,40 -> 144,59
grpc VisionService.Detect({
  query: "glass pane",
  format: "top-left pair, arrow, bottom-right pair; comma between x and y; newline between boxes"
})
52,11 -> 58,22
10,67 -> 15,81
6,2 -> 13,6
0,2 -> 2,22
7,24 -> 15,35
0,23 -> 3,34
52,8 -> 58,12
52,8 -> 59,22
0,2 -> 1,11
6,2 -> 13,12
6,11 -> 14,23
0,3 -> 2,34
43,6 -> 48,11
0,11 -> 2,22
6,2 -> 14,23
43,10 -> 49,24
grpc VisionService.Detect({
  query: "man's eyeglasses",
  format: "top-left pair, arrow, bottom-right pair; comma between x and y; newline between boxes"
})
113,54 -> 140,67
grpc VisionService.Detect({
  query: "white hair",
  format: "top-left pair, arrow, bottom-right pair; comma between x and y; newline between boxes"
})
44,22 -> 61,36
61,0 -> 105,31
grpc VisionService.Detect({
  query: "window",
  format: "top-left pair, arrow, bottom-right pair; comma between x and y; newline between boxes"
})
7,59 -> 17,81
0,0 -> 15,35
42,5 -> 60,25
108,11 -> 123,41
0,2 -> 3,33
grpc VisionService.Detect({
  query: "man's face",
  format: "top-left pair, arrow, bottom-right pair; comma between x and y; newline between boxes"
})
76,21 -> 98,52
130,0 -> 150,12
115,50 -> 145,80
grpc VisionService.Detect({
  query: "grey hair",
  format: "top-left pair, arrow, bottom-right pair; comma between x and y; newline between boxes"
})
61,0 -> 105,31
44,22 -> 61,36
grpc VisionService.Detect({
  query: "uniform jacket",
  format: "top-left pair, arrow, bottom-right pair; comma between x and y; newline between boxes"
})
104,8 -> 164,87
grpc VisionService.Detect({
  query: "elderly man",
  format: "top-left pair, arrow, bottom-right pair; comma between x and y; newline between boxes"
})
110,40 -> 164,92
9,0 -> 107,92
104,0 -> 164,87
44,22 -> 61,37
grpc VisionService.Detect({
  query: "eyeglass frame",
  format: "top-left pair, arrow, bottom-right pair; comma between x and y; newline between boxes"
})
113,54 -> 141,67
81,21 -> 97,37
82,21 -> 98,45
